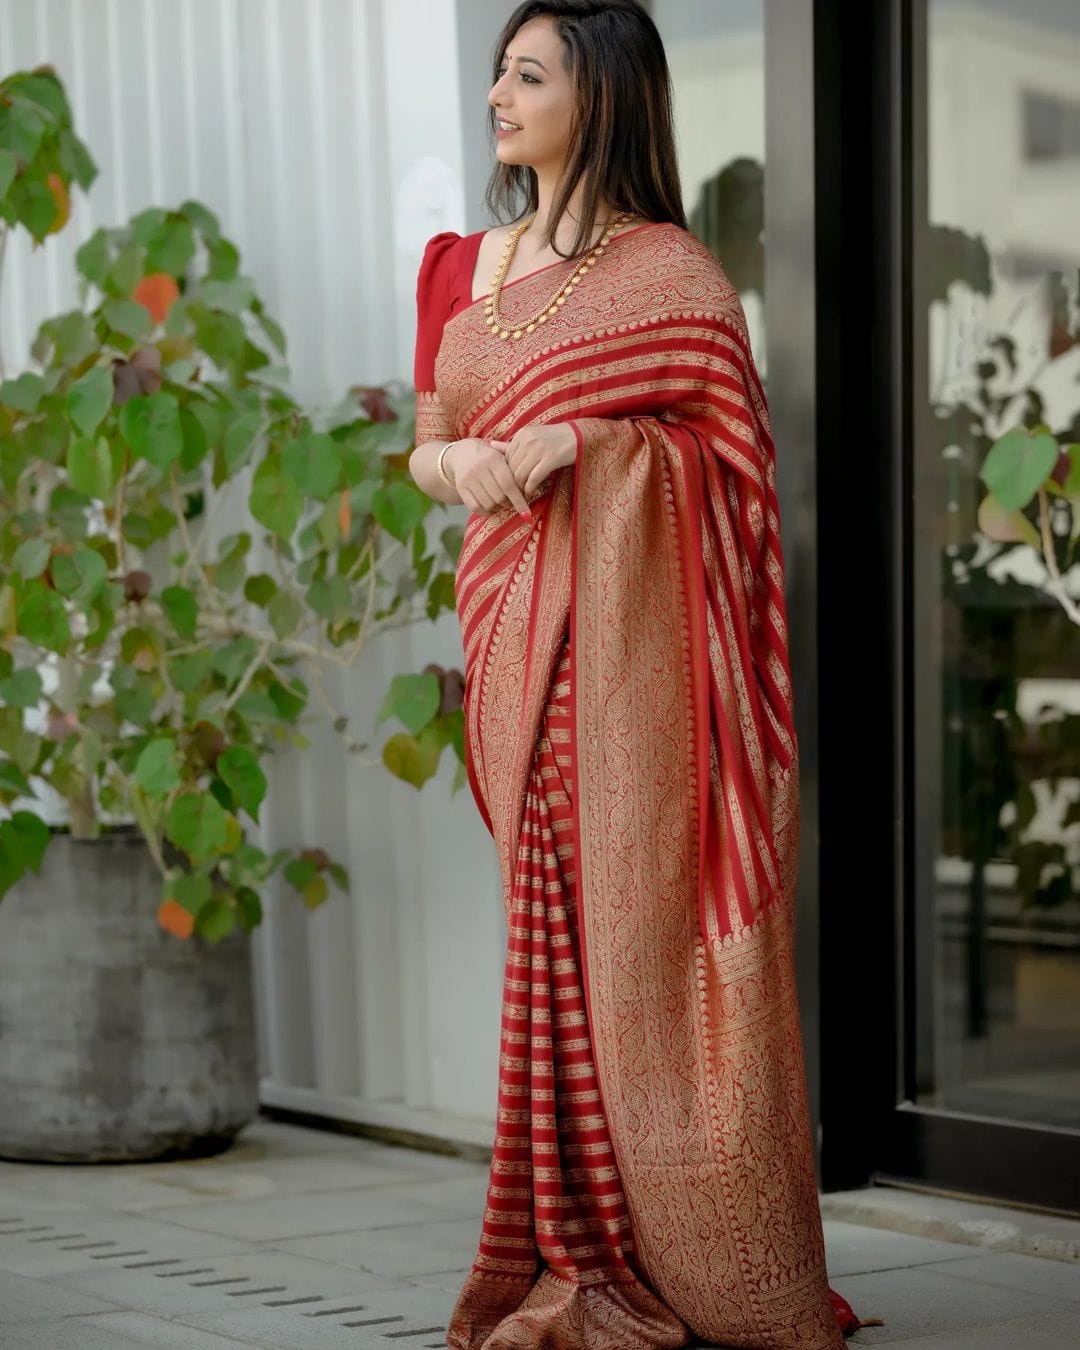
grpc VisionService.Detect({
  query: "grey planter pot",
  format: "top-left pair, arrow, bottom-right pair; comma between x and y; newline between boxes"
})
0,829 -> 258,1162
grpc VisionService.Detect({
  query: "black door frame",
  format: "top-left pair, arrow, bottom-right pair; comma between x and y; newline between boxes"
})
800,0 -> 1080,1215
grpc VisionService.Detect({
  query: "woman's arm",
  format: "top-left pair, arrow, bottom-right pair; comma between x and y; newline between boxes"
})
409,440 -> 466,504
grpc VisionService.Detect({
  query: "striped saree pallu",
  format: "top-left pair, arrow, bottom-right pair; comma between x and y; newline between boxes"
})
417,227 -> 845,1350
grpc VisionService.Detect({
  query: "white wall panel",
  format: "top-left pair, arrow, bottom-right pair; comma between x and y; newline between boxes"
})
1,0 -> 504,1144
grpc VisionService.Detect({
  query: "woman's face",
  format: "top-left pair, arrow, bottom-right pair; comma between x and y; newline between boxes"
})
488,16 -> 577,176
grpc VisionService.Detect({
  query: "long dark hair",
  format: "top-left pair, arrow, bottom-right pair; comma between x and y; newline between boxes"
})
486,0 -> 687,260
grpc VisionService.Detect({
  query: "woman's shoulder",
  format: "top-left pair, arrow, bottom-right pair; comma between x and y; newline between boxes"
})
627,223 -> 744,316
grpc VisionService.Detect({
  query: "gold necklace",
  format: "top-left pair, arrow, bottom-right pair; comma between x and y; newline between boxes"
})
484,213 -> 634,341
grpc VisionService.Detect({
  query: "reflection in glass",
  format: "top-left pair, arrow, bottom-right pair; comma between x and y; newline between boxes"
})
923,0 -> 1080,1129
650,0 -> 765,369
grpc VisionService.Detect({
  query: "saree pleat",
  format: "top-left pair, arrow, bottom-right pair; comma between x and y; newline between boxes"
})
415,223 -> 850,1350
448,646 -> 691,1350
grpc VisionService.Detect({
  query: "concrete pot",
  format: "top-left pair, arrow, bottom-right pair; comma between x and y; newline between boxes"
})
0,829 -> 258,1162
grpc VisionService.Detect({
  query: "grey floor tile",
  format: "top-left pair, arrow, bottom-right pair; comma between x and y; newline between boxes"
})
407,1267 -> 472,1297
274,1215 -> 483,1278
858,1308 -> 1080,1350
919,1250 -> 1080,1304
0,1213 -> 254,1280
0,1153 -> 438,1212
0,1266 -> 121,1324
823,1220 -> 979,1277
144,1173 -> 487,1242
180,1280 -> 454,1350
830,1265 -> 1079,1345
68,1313 -> 265,1350
0,1318 -> 170,1350
46,1244 -> 407,1318
233,1119 -> 380,1158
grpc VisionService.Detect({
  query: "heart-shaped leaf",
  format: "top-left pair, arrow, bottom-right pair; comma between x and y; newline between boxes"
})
981,428 -> 1058,511
50,546 -> 107,606
377,673 -> 441,735
283,434 -> 343,500
0,668 -> 43,708
165,791 -> 229,863
8,811 -> 50,874
67,436 -> 117,499
103,299 -> 152,341
382,728 -> 442,788
12,538 -> 51,580
196,898 -> 236,942
67,365 -> 113,436
217,745 -> 266,822
119,392 -> 182,469
135,738 -> 182,799
250,456 -> 303,541
977,494 -> 1040,546
16,583 -> 71,653
372,482 -> 426,542
0,373 -> 45,413
160,585 -> 198,639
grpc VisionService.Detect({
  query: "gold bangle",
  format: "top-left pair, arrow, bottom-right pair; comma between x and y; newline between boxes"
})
436,440 -> 459,489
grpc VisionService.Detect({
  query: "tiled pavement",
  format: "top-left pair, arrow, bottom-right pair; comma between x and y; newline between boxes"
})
1,1117 -> 1078,1349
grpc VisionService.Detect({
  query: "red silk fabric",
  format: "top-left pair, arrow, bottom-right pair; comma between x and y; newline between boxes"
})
414,225 -> 854,1349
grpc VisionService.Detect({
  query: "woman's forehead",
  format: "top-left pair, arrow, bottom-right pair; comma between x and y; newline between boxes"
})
504,14 -> 562,61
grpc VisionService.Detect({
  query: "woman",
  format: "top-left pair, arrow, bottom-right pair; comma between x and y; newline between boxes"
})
410,4 -> 869,1347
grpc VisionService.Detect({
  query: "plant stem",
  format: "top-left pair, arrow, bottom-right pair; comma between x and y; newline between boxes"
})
1038,487 -> 1080,626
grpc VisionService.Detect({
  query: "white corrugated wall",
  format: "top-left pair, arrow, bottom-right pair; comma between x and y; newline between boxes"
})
0,0 -> 506,1144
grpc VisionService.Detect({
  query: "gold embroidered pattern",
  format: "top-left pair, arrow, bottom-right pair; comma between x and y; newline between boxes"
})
436,225 -> 844,1349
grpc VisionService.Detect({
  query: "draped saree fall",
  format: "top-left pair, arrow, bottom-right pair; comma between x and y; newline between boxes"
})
414,223 -> 850,1350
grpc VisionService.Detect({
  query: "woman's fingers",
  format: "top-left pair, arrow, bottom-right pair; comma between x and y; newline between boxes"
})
491,460 -> 531,516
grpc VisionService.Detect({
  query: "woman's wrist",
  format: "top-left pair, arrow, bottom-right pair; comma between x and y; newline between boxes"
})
436,440 -> 459,489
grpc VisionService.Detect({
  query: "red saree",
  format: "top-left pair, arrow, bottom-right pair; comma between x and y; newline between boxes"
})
415,224 -> 849,1350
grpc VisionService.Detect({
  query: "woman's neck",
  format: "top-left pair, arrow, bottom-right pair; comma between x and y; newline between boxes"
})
529,167 -> 613,254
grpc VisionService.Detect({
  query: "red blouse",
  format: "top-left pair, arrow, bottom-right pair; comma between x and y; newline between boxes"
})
413,231 -> 485,393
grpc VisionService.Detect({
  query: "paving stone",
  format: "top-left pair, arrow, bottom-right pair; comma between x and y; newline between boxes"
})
275,1215 -> 483,1278
0,1266 -> 121,1324
407,1266 -> 473,1296
43,1244 -> 407,1318
144,1173 -> 487,1242
0,1211 -> 253,1279
56,1313 -> 262,1350
180,1279 -> 455,1350
0,1318 -> 173,1350
858,1308 -> 1080,1350
235,1119 -> 378,1158
0,1152 -> 450,1212
830,1265 -> 1079,1345
823,1220 -> 979,1277
919,1249 -> 1080,1304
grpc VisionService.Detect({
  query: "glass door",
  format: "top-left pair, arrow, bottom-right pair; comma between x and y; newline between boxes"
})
896,0 -> 1080,1211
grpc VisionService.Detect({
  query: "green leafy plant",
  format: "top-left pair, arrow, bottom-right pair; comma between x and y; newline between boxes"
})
978,423 -> 1080,627
932,230 -> 1080,923
0,66 -> 466,938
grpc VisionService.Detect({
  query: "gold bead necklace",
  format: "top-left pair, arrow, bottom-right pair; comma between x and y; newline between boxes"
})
484,213 -> 634,341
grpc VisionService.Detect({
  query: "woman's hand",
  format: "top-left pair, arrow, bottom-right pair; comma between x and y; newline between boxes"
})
447,438 -> 532,517
502,423 -> 577,497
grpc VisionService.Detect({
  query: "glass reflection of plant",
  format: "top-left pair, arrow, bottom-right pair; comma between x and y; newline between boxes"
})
689,157 -> 764,298
931,228 -> 1080,1036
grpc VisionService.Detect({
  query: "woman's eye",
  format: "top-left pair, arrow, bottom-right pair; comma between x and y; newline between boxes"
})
521,72 -> 539,84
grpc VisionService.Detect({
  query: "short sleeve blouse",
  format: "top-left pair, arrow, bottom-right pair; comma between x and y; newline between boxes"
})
413,230 -> 486,394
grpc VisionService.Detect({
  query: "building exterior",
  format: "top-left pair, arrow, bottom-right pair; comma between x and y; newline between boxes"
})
1,0 -> 1077,1213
